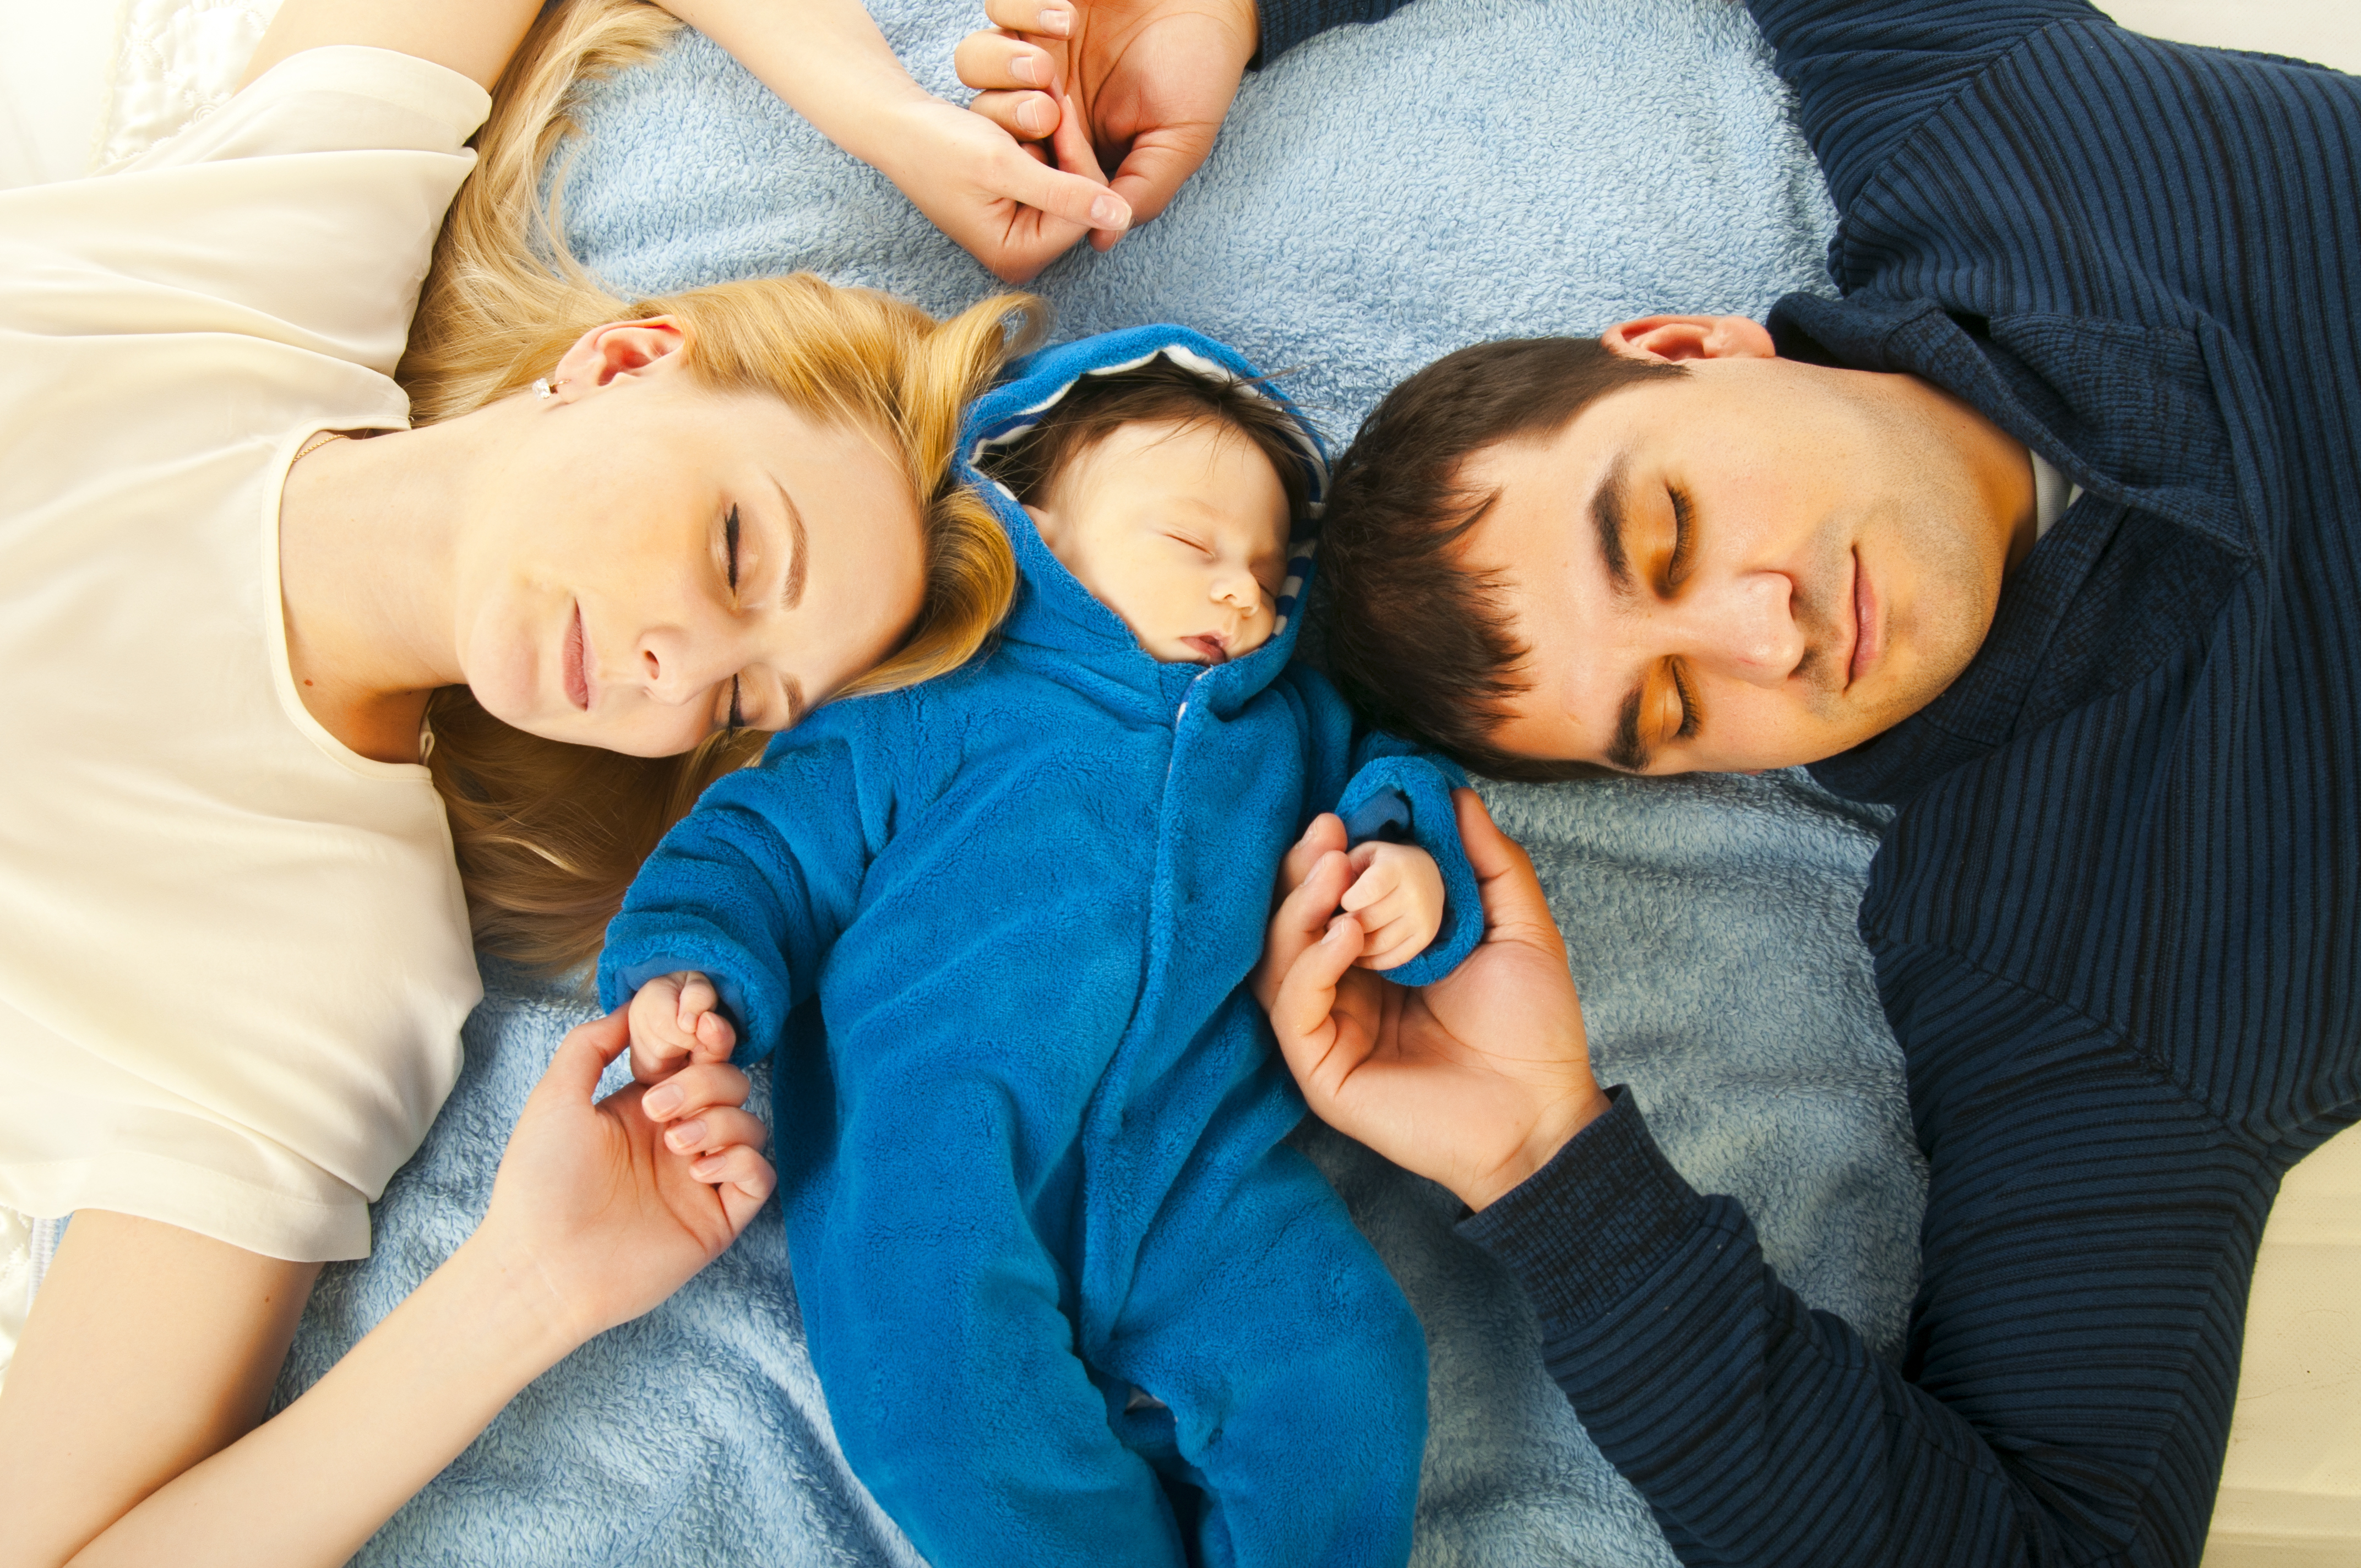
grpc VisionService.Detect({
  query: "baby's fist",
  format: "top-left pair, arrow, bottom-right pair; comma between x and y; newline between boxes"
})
1339,842 -> 1445,971
625,970 -> 737,1087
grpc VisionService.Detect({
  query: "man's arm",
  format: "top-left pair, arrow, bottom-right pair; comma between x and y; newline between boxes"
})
1264,796 -> 2264,1567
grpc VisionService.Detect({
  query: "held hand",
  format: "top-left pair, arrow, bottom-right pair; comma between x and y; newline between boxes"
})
868,90 -> 1130,283
471,1012 -> 776,1347
957,0 -> 1259,249
1261,791 -> 1612,1210
1340,841 -> 1446,971
627,970 -> 738,1084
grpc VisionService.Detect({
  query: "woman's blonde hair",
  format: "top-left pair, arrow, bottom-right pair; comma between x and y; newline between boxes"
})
404,0 -> 1039,976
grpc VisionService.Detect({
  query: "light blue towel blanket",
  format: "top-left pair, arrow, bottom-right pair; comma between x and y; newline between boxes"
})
274,2 -> 1925,1564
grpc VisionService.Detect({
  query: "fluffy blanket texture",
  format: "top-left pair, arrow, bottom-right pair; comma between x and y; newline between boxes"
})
275,2 -> 1924,1564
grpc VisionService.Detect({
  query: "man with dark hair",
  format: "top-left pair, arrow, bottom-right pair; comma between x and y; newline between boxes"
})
965,1 -> 2361,1563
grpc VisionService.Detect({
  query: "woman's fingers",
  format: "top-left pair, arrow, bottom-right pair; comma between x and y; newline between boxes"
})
662,1106 -> 769,1158
542,1011 -> 632,1107
690,1144 -> 778,1232
638,1061 -> 753,1124
980,0 -> 1074,39
1277,814 -> 1349,905
954,29 -> 1062,97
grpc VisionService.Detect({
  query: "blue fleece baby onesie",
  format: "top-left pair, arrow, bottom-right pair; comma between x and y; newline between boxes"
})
599,326 -> 1480,1568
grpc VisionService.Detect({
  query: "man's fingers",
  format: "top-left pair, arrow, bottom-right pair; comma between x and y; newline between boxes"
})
1279,813 -> 1348,899
953,30 -> 1062,97
979,0 -> 1073,39
1268,916 -> 1366,1095
969,87 -> 1061,141
1102,126 -> 1217,234
1452,788 -> 1561,944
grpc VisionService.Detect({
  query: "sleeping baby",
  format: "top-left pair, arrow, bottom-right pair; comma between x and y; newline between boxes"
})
597,325 -> 1479,1567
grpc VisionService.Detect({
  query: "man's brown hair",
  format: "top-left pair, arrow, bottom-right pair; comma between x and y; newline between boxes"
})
1319,337 -> 1685,781
976,352 -> 1315,525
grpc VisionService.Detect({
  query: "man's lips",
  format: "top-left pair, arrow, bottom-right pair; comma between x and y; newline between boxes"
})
564,603 -> 591,710
1848,549 -> 1881,685
1182,634 -> 1229,666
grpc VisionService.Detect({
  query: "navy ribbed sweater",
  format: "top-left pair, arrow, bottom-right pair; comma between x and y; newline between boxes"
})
1266,2 -> 2361,1563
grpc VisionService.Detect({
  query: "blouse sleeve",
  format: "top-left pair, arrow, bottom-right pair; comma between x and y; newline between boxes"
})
17,46 -> 489,378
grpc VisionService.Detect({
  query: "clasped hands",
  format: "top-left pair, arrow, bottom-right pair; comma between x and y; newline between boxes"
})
899,0 -> 1261,281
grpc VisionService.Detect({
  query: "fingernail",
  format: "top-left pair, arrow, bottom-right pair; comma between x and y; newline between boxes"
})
692,1155 -> 726,1178
1018,97 -> 1049,135
1010,53 -> 1040,86
666,1118 -> 707,1151
1038,5 -> 1072,37
1090,195 -> 1128,229
644,1085 -> 682,1118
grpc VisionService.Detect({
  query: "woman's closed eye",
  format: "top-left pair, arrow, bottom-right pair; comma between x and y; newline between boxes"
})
725,504 -> 742,594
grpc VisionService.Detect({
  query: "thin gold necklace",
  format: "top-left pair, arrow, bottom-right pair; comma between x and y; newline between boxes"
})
292,428 -> 347,465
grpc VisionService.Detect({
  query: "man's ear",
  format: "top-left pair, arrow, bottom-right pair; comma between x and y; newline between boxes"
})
1601,314 -> 1776,364
546,315 -> 688,399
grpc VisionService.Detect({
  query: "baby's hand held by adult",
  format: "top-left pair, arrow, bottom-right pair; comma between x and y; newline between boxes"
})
1340,841 -> 1446,970
627,969 -> 735,1085
472,1011 -> 776,1348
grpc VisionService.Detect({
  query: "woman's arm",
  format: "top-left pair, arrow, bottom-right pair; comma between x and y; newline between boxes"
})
241,0 -> 548,90
0,1015 -> 774,1568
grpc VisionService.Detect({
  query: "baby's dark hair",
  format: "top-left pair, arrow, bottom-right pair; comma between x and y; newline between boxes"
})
977,353 -> 1314,526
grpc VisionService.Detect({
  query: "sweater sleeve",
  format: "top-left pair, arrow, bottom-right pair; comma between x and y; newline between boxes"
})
1255,0 -> 1411,68
1461,949 -> 2268,1567
596,723 -> 878,1059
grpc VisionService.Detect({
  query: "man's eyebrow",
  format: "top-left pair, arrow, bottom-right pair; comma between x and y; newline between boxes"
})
773,477 -> 808,610
1606,682 -> 1651,772
1591,448 -> 1636,596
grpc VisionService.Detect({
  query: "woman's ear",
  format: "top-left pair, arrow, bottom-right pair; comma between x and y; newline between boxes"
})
547,315 -> 688,399
1601,314 -> 1776,364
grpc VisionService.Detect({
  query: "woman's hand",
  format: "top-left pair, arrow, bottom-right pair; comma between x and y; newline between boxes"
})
1259,791 -> 1613,1210
956,0 -> 1260,249
471,1009 -> 775,1346
862,90 -> 1130,283
668,0 -> 1129,284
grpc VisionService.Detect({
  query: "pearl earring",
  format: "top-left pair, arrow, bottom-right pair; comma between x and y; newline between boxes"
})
532,377 -> 556,401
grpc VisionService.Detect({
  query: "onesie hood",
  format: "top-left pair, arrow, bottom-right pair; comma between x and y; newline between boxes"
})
959,325 -> 1328,715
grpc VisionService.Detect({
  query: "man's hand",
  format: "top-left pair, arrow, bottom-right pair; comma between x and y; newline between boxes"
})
1260,791 -> 1613,1210
955,0 -> 1260,250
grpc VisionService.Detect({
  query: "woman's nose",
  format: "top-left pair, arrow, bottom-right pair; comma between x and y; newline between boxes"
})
1675,571 -> 1804,683
633,627 -> 731,704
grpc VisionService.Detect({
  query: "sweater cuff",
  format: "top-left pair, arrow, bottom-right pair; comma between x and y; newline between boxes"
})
1255,0 -> 1415,67
1456,1086 -> 1711,1323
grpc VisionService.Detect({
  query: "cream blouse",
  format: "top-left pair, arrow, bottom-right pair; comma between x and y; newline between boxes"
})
0,46 -> 492,1261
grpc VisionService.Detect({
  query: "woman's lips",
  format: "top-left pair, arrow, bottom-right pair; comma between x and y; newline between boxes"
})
564,603 -> 591,710
1849,550 -> 1881,685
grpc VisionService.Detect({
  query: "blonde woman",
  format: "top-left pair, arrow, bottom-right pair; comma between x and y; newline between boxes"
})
0,3 -> 1066,1563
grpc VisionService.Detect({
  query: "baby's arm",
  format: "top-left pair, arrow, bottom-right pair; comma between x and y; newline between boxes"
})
624,970 -> 739,1084
1339,841 -> 1445,971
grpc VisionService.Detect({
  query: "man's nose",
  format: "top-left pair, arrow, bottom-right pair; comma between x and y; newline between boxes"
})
1670,571 -> 1804,683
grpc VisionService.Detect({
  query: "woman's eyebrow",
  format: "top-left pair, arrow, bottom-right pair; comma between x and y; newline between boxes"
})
772,476 -> 808,609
